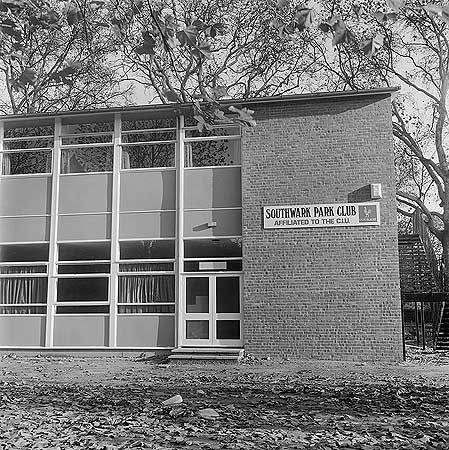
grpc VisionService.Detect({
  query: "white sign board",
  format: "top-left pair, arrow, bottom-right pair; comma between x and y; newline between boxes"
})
263,202 -> 380,229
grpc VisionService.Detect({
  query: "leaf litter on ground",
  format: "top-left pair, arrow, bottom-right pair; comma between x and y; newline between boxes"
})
1,352 -> 449,449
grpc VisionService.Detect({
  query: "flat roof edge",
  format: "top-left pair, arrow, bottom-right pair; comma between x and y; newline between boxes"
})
0,87 -> 400,121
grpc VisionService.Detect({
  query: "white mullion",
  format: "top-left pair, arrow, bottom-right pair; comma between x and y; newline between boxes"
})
175,115 -> 185,348
0,121 -> 4,175
109,113 -> 121,347
45,118 -> 61,347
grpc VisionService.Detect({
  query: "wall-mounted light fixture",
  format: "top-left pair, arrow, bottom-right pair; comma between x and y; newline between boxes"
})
207,221 -> 217,228
370,183 -> 382,199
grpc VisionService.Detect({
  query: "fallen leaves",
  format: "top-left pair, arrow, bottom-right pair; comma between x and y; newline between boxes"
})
1,356 -> 449,449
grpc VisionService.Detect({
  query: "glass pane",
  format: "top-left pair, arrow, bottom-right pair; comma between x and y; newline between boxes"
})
186,277 -> 209,313
0,244 -> 49,262
185,126 -> 240,138
0,277 -> 48,304
216,277 -> 240,313
120,240 -> 175,260
121,130 -> 176,143
58,264 -> 110,274
62,122 -> 114,134
184,238 -> 242,258
0,305 -> 46,314
57,278 -> 108,302
4,136 -> 53,150
4,125 -> 54,139
0,265 -> 46,274
121,118 -> 176,131
2,151 -> 51,175
119,263 -> 174,272
122,144 -> 175,168
56,305 -> 109,314
58,242 -> 110,261
118,275 -> 175,303
184,260 -> 242,272
216,320 -> 240,340
118,304 -> 175,314
61,134 -> 112,146
61,147 -> 113,173
185,140 -> 240,167
186,320 -> 209,340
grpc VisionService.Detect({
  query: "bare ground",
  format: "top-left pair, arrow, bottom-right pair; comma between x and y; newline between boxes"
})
1,347 -> 449,449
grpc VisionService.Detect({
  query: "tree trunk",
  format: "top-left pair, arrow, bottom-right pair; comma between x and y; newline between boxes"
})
441,236 -> 449,292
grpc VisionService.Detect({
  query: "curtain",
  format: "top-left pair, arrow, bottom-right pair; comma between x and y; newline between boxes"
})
118,274 -> 174,313
2,154 -> 11,175
0,277 -> 48,314
61,150 -> 85,173
122,150 -> 131,169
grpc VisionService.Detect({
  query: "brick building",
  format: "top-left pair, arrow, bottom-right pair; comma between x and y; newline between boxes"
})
0,88 -> 402,361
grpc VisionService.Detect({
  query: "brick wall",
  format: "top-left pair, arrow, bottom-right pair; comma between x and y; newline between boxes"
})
241,93 -> 402,362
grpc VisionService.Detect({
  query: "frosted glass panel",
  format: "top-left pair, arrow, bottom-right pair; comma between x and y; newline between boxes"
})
184,167 -> 241,209
184,209 -> 242,237
119,212 -> 175,238
59,173 -> 112,213
0,176 -> 51,216
120,171 -> 176,211
0,217 -> 50,242
58,214 -> 111,240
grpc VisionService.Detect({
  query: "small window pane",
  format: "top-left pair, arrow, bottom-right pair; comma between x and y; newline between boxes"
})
119,263 -> 174,272
216,277 -> 240,313
61,134 -> 112,146
0,305 -> 47,314
0,244 -> 49,262
186,320 -> 209,340
4,136 -> 53,150
184,260 -> 242,272
58,242 -> 110,261
4,125 -> 54,139
122,130 -> 176,143
0,265 -> 46,274
61,147 -> 113,173
118,304 -> 175,314
186,277 -> 209,313
56,305 -> 109,314
61,122 -> 114,134
2,151 -> 52,175
120,240 -> 174,260
184,238 -> 242,258
57,278 -> 108,302
121,118 -> 176,131
122,144 -> 175,168
58,264 -> 110,274
216,320 -> 240,340
185,140 -> 240,167
185,126 -> 240,138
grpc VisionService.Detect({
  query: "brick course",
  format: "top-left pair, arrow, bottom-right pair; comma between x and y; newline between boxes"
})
241,93 -> 402,361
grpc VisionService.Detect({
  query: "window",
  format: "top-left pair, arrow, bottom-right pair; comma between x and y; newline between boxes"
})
120,240 -> 175,260
56,242 -> 110,314
60,121 -> 114,174
121,120 -> 176,169
0,267 -> 48,314
184,126 -> 241,168
2,126 -> 54,175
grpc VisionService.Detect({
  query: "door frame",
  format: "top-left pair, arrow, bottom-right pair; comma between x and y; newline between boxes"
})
180,273 -> 243,347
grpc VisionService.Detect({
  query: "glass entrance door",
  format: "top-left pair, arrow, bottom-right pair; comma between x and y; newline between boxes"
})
182,274 -> 242,347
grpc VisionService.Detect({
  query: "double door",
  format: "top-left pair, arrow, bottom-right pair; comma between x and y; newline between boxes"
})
181,274 -> 242,347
